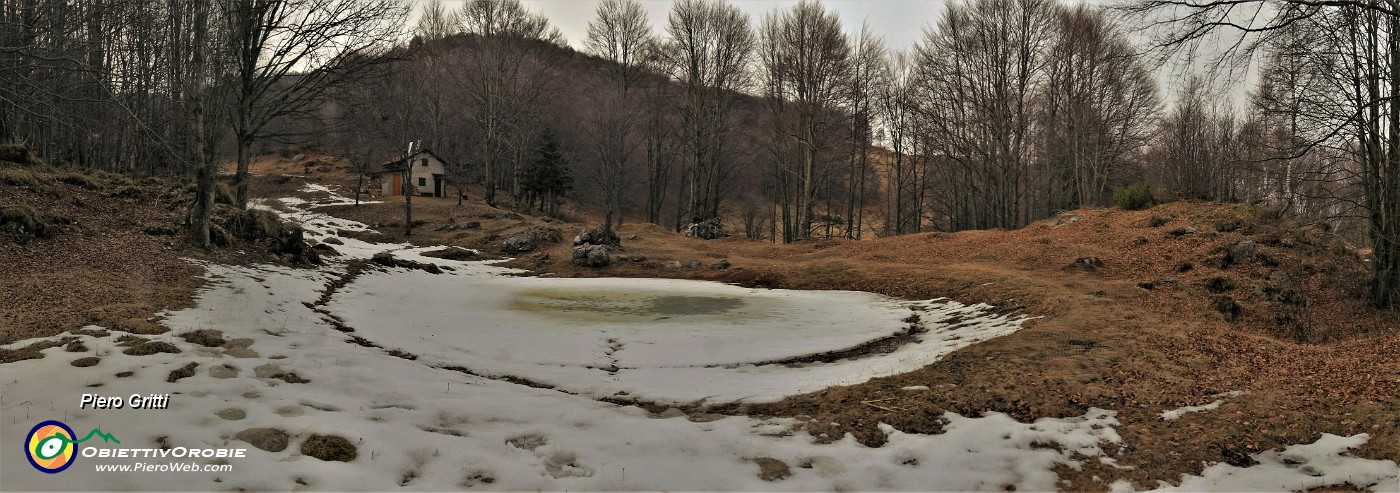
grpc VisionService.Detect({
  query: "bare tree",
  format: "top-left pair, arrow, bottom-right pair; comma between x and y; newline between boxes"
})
662,0 -> 755,225
456,0 -> 561,208
415,0 -> 456,41
585,0 -> 653,237
914,0 -> 1058,230
222,0 -> 408,209
760,0 -> 851,240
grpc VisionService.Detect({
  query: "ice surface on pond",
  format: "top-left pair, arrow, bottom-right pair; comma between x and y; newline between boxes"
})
330,264 -> 1027,403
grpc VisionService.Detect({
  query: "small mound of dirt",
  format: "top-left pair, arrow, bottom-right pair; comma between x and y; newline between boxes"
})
71,356 -> 100,367
235,427 -> 289,452
178,329 -> 226,347
300,434 -> 357,462
166,362 -> 198,382
123,341 -> 181,356
64,340 -> 88,352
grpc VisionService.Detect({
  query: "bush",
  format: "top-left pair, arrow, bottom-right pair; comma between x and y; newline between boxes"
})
1114,182 -> 1154,211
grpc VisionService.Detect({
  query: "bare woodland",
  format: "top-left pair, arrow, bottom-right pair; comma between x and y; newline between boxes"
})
0,0 -> 1396,308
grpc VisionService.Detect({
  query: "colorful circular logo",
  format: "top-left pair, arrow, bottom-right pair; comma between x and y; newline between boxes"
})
25,420 -> 77,474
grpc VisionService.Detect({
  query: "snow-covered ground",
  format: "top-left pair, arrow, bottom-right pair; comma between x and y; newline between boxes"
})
3,184 -> 1397,491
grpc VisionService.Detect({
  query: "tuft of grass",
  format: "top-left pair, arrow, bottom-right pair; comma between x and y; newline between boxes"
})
0,167 -> 42,188
122,341 -> 180,356
300,434 -> 357,462
57,170 -> 100,189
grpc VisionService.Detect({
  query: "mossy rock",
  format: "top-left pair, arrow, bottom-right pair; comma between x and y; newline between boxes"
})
300,434 -> 357,462
1,203 -> 51,242
122,341 -> 181,356
235,427 -> 289,452
0,144 -> 43,166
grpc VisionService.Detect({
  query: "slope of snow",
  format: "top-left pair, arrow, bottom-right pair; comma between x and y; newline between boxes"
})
0,261 -> 1116,491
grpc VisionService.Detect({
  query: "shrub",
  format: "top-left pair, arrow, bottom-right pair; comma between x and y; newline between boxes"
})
1113,182 -> 1154,211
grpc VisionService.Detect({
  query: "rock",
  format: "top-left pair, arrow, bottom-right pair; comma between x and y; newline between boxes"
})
501,227 -> 563,253
223,338 -> 254,350
300,434 -> 357,462
216,408 -> 245,420
629,255 -> 646,262
1054,214 -> 1083,226
71,356 -> 100,367
421,247 -> 477,261
311,243 -> 340,256
627,235 -> 639,241
254,364 -> 286,379
1227,240 -> 1257,266
464,220 -> 481,229
572,244 -> 611,268
710,259 -> 731,270
1168,226 -> 1197,237
1066,257 -> 1104,272
684,259 -> 701,269
573,226 -> 620,248
208,364 -> 239,379
322,237 -> 344,245
531,252 -> 551,265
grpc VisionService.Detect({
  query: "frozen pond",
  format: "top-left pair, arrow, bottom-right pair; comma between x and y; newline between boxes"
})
329,259 -> 1027,403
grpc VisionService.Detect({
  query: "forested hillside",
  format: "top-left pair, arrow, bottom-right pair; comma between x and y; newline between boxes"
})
1,0 -> 1395,307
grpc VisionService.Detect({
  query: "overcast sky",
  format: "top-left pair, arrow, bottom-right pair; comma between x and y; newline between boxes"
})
420,0 -> 1241,106
433,0 -> 948,53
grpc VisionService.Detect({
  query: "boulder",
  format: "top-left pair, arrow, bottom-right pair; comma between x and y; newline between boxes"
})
501,227 -> 562,253
572,244 -> 611,268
